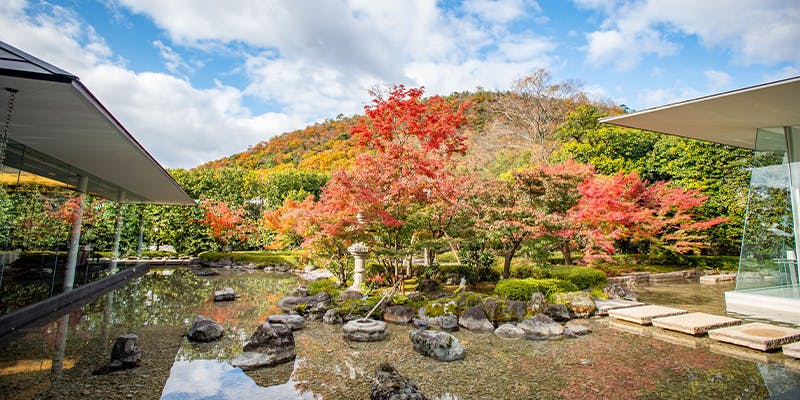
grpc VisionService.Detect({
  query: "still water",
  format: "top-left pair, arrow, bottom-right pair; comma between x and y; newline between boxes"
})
0,269 -> 798,399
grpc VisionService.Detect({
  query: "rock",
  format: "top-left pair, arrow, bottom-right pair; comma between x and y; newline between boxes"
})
544,304 -> 571,322
529,292 -> 548,314
277,292 -> 332,314
92,334 -> 141,375
412,318 -> 428,329
244,263 -> 257,269
300,268 -> 335,281
213,287 -> 237,302
564,320 -> 592,338
494,323 -> 526,339
481,298 -> 526,323
426,313 -> 459,332
267,314 -> 305,331
519,314 -> 564,340
603,284 -> 638,302
458,306 -> 495,332
210,256 -> 233,267
194,269 -> 220,276
231,323 -> 296,370
383,305 -> 414,325
454,291 -> 483,308
338,290 -> 364,302
370,362 -> 428,400
409,329 -> 464,362
323,308 -> 343,324
343,319 -> 388,342
552,291 -> 597,318
291,286 -> 309,297
444,273 -> 461,286
186,315 -> 224,342
416,279 -> 441,293
303,265 -> 317,273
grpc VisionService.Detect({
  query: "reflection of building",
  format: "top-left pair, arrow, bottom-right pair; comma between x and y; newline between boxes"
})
0,41 -> 193,294
602,77 -> 800,324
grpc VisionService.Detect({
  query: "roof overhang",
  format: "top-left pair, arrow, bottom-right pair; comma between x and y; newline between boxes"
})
600,76 -> 800,150
0,41 -> 194,205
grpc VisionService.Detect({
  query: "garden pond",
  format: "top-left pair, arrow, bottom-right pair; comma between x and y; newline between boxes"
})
1,268 -> 799,399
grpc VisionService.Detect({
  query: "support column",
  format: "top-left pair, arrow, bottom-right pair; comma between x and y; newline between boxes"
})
63,175 -> 88,292
347,242 -> 369,292
785,126 -> 800,291
110,191 -> 126,273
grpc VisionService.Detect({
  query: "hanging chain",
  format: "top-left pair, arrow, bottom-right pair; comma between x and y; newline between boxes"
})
0,88 -> 18,169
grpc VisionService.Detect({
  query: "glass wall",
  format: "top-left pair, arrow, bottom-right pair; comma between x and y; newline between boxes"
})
737,126 -> 800,299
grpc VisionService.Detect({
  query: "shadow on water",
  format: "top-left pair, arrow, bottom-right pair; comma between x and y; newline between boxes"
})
0,271 -> 799,399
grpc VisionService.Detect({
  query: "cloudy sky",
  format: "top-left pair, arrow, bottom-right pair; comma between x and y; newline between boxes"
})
1,0 -> 798,168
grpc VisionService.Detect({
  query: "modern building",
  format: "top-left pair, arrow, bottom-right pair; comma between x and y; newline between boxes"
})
0,40 -> 194,293
602,76 -> 800,324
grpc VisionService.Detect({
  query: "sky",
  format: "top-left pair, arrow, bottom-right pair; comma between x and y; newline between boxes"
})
1,0 -> 799,169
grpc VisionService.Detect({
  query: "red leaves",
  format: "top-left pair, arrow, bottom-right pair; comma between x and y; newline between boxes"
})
198,198 -> 250,245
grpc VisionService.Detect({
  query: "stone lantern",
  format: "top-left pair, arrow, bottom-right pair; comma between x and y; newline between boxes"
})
347,242 -> 370,292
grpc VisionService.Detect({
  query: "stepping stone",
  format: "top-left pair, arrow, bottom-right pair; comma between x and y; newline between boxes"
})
708,322 -> 800,351
608,305 -> 687,325
783,341 -> 800,359
594,299 -> 645,316
652,312 -> 741,336
699,273 -> 736,284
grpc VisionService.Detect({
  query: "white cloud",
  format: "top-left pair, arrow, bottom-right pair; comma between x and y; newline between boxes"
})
637,85 -> 700,109
152,40 -> 191,75
764,66 -> 800,82
463,0 -> 537,23
704,69 -> 732,90
580,0 -> 800,70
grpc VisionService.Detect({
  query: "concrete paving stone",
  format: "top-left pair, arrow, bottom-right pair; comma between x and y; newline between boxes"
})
594,299 -> 645,316
651,312 -> 741,335
699,273 -> 736,284
709,342 -> 773,364
708,322 -> 800,351
783,341 -> 800,359
607,305 -> 688,325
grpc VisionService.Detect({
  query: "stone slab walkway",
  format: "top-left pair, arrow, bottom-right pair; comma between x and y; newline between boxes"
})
782,342 -> 800,359
651,312 -> 741,335
594,299 -> 645,316
607,305 -> 687,325
708,322 -> 800,351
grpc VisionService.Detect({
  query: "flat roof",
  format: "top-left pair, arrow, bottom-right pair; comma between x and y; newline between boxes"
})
0,41 -> 194,205
600,76 -> 800,150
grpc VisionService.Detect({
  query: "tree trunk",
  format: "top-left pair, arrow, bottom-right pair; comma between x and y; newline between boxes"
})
503,252 -> 514,279
423,248 -> 431,267
561,242 -> 572,266
449,241 -> 462,264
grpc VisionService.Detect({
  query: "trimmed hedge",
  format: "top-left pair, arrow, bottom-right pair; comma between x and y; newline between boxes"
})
197,251 -> 298,266
494,278 -> 578,301
549,267 -> 607,289
611,254 -> 739,270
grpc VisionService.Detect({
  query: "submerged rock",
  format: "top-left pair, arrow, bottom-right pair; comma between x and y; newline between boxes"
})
92,334 -> 141,375
409,329 -> 464,362
187,315 -> 224,342
343,319 -> 388,342
213,287 -> 237,302
494,323 -> 526,339
370,362 -> 428,400
267,314 -> 305,331
383,305 -> 414,325
519,314 -> 564,340
458,305 -> 495,332
231,323 -> 296,371
323,308 -> 343,324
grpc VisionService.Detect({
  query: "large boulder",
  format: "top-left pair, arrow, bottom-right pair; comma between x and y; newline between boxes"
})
383,305 -> 414,325
277,292 -> 332,315
370,363 -> 428,400
409,329 -> 464,362
343,319 -> 388,342
186,315 -> 224,342
544,304 -> 571,322
494,323 -> 526,339
338,290 -> 364,302
426,314 -> 459,332
92,334 -> 142,375
529,292 -> 548,314
552,291 -> 597,318
323,308 -> 343,324
454,291 -> 483,309
231,323 -> 296,370
603,284 -> 638,302
267,314 -> 305,331
458,306 -> 495,332
210,256 -> 233,268
300,268 -> 335,281
213,287 -> 237,302
519,314 -> 564,340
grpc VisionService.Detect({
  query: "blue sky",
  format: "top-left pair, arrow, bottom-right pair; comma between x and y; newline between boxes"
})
1,0 -> 798,168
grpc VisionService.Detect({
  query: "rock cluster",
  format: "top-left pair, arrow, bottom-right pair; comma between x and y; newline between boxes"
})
187,315 -> 224,342
370,363 -> 428,400
277,292 -> 332,317
231,322 -> 296,370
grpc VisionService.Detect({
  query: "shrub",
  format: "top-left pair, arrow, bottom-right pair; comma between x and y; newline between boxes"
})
549,267 -> 607,289
510,264 -> 551,279
458,241 -> 500,283
436,251 -> 458,263
307,278 -> 340,298
197,251 -> 298,266
494,278 -> 578,301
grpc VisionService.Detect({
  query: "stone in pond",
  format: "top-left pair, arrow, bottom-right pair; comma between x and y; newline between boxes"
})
383,305 -> 414,325
564,320 -> 592,338
544,304 -> 571,322
343,319 -> 388,342
231,323 -> 296,370
409,329 -> 464,362
494,323 -> 526,339
277,292 -> 333,314
267,314 -> 305,331
458,305 -> 495,332
213,287 -> 236,301
92,334 -> 141,375
519,314 -> 564,340
323,308 -> 343,324
370,362 -> 428,400
187,315 -> 224,342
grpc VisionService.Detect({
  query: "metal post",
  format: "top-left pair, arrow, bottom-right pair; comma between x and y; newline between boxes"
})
110,191 -> 126,273
63,175 -> 88,292
137,206 -> 145,258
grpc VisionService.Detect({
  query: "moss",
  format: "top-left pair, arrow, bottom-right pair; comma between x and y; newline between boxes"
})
454,291 -> 483,308
307,279 -> 341,299
423,300 -> 460,317
339,295 -> 384,318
